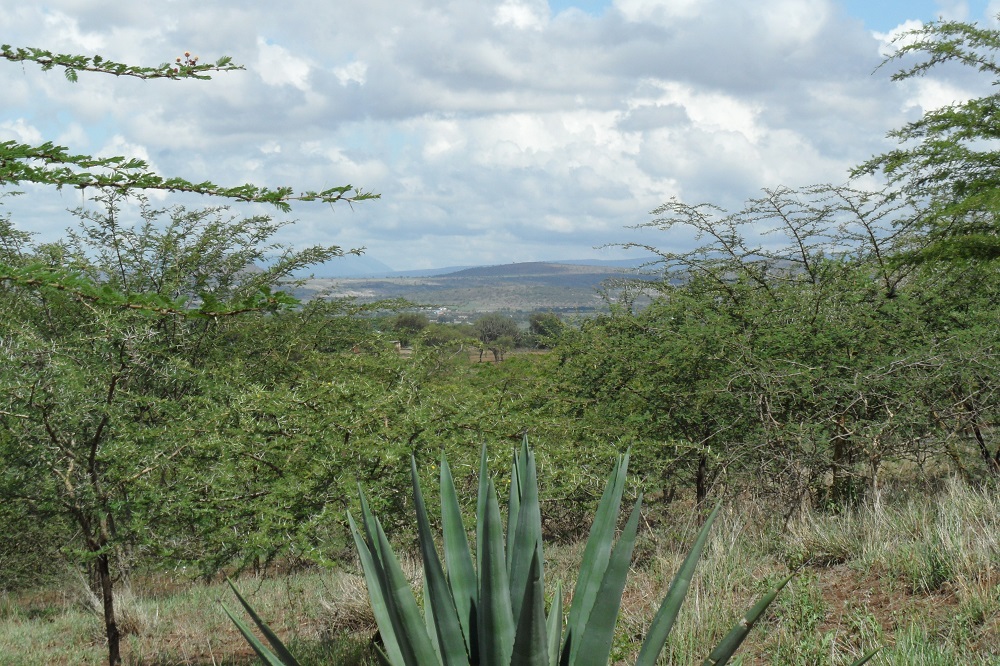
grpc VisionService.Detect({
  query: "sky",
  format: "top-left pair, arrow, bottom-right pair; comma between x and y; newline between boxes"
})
1,0 -> 998,272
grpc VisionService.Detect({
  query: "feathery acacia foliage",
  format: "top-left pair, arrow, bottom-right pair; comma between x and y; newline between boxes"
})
853,19 -> 1000,261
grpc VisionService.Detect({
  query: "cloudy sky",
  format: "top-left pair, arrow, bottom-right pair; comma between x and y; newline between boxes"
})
1,0 -> 998,272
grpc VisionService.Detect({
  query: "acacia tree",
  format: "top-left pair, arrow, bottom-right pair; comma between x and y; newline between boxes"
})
853,18 -> 1000,263
474,313 -> 520,361
528,311 -> 564,348
852,17 -> 1000,474
0,46 -> 374,666
558,185 -> 955,507
392,312 -> 430,346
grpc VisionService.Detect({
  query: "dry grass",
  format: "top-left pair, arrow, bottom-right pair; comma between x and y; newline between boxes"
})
0,566 -> 382,665
3,479 -> 999,665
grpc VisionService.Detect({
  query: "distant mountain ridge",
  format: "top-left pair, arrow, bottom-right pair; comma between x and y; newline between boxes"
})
313,255 -> 658,278
295,257 -> 660,312
439,261 -> 635,279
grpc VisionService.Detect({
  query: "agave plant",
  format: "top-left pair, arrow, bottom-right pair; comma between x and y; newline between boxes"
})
227,437 -> 881,665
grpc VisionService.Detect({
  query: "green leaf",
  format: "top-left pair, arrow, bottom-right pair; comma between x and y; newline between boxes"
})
476,446 -> 490,583
701,573 -> 795,666
635,501 -> 723,666
511,549 -> 549,666
509,439 -> 543,625
546,581 -> 563,666
478,477 -> 515,666
374,646 -> 395,666
850,647 -> 883,666
224,579 -> 301,666
506,445 -> 522,575
564,451 -> 629,664
348,510 -> 406,666
423,579 -> 441,662
411,456 -> 470,665
221,604 -> 287,666
370,500 -> 441,665
440,456 -> 478,659
571,494 -> 643,666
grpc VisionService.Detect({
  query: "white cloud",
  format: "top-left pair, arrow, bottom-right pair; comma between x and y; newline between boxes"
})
42,10 -> 106,52
874,19 -> 925,57
96,135 -> 157,169
988,1 -> 1000,24
934,0 -> 970,21
421,119 -> 468,160
494,0 -> 550,29
542,214 -> 575,232
903,78 -> 977,114
631,81 -> 764,142
333,60 -> 368,86
259,140 -> 282,155
0,119 -> 43,144
256,37 -> 312,91
758,0 -> 831,47
94,135 -> 169,200
614,0 -> 701,23
56,122 -> 90,148
0,0 -> 969,270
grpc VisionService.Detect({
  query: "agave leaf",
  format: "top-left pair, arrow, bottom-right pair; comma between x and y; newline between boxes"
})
411,456 -> 470,665
372,513 -> 442,665
356,489 -> 437,666
221,604 -> 288,666
440,456 -> 478,658
850,647 -> 882,665
479,477 -> 515,666
509,443 -> 543,624
349,507 -> 406,666
423,579 -> 441,662
546,581 -> 563,666
507,444 -> 522,575
511,549 -> 549,666
357,489 -> 383,562
701,573 -> 795,666
476,445 -> 489,581
224,579 -> 301,666
571,494 -> 643,666
374,646 -> 395,666
564,451 -> 630,664
635,501 -> 723,666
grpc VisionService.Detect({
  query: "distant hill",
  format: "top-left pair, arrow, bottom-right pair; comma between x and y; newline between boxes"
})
306,254 -> 396,277
294,259 -> 659,313
547,257 -> 662,269
310,255 -> 660,279
441,261 -> 618,278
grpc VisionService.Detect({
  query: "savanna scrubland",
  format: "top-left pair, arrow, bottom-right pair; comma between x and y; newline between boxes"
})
2,19 -> 1000,666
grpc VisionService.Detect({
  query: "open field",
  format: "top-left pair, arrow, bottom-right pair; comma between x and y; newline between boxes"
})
3,476 -> 997,665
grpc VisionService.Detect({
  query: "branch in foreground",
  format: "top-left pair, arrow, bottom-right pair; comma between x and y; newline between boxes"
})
0,141 -> 379,211
0,263 -> 300,318
1,45 -> 243,81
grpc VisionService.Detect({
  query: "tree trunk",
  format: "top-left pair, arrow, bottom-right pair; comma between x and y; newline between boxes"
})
965,401 -> 1000,476
695,453 -> 708,504
97,551 -> 121,666
830,436 -> 852,508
